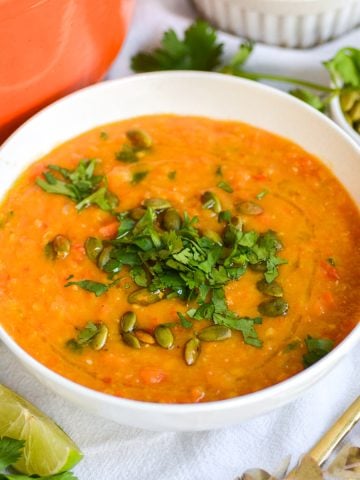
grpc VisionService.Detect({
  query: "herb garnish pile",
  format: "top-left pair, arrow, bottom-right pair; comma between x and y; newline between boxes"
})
131,20 -> 360,129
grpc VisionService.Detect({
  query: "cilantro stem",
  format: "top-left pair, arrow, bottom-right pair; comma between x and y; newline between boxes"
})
225,68 -> 334,92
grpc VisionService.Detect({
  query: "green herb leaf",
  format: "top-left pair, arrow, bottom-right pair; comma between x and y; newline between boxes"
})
132,171 -> 149,184
177,312 -> 193,329
131,20 -> 223,72
99,131 -> 109,140
303,336 -> 334,367
290,89 -> 326,112
64,279 -> 116,297
324,47 -> 360,87
229,41 -> 254,71
168,170 -> 177,180
217,180 -> 233,193
36,159 -> 118,213
0,437 -> 24,470
255,189 -> 268,200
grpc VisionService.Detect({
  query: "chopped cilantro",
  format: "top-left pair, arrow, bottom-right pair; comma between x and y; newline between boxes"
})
215,165 -> 223,176
99,131 -> 109,140
217,180 -> 233,193
36,159 -> 118,213
327,257 -> 336,267
303,336 -> 334,367
177,312 -> 193,329
64,279 -> 117,297
168,170 -> 177,180
132,171 -> 149,184
255,189 -> 269,200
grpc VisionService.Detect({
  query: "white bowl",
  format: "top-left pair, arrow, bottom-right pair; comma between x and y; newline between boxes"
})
0,72 -> 359,431
331,96 -> 360,146
192,0 -> 360,48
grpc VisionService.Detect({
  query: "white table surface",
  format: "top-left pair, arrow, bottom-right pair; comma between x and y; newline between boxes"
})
1,1 -> 359,479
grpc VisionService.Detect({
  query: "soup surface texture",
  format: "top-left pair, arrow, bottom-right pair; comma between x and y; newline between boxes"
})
0,115 -> 359,403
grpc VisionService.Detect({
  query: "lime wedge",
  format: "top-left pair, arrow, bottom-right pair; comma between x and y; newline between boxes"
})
0,384 -> 83,476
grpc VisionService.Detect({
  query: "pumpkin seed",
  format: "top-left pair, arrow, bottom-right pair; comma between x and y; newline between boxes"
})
122,332 -> 141,349
126,129 -> 153,149
91,324 -> 108,350
162,208 -> 181,231
258,298 -> 288,317
231,216 -> 243,230
349,100 -> 360,122
135,330 -> 155,345
97,246 -> 112,270
128,288 -> 164,305
236,201 -> 263,216
52,235 -> 71,259
256,279 -> 283,297
249,261 -> 267,272
85,237 -> 103,261
340,91 -> 360,112
184,337 -> 201,366
154,325 -> 174,349
198,325 -> 232,342
204,230 -> 223,245
120,311 -> 137,333
44,241 -> 56,260
143,198 -> 171,210
129,207 -> 146,220
201,191 -> 222,213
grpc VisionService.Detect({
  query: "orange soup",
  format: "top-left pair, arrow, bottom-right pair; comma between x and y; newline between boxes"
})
0,115 -> 359,403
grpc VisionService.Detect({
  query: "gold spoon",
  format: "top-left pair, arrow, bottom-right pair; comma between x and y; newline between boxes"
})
308,395 -> 360,465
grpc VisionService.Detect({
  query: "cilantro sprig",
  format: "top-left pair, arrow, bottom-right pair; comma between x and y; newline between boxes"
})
303,336 -> 334,367
131,21 -> 360,116
0,438 -> 78,480
36,159 -> 118,213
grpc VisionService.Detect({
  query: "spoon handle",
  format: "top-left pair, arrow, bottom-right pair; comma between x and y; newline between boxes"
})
308,395 -> 360,465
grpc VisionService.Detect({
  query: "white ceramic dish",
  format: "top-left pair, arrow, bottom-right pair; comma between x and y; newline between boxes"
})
0,72 -> 359,431
192,0 -> 360,48
331,96 -> 360,146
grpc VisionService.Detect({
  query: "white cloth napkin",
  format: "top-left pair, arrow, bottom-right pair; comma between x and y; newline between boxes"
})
1,1 -> 360,479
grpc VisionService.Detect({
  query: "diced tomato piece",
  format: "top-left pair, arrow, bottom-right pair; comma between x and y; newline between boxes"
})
99,222 -> 119,238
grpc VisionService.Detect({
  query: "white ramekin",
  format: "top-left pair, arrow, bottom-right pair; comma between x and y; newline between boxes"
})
192,0 -> 360,48
0,72 -> 359,431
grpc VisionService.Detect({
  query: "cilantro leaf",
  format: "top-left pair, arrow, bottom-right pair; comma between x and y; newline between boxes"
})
36,159 -> 118,213
64,279 -> 116,297
303,336 -> 334,367
324,47 -> 360,87
217,180 -> 233,193
131,20 -> 223,72
131,171 -> 149,184
228,40 -> 254,71
290,89 -> 326,112
0,438 -> 24,471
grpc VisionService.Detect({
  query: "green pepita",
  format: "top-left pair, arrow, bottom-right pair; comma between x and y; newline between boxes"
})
143,198 -> 172,210
340,91 -> 360,112
184,337 -> 201,366
154,325 -> 174,349
204,230 -> 223,245
85,237 -> 103,261
236,201 -> 263,216
256,279 -> 283,297
201,191 -> 222,213
91,324 -> 108,350
122,332 -> 141,349
52,235 -> 71,259
258,298 -> 289,317
135,330 -> 155,345
162,208 -> 181,231
129,207 -> 146,220
126,129 -> 153,149
198,325 -> 231,342
97,246 -> 112,270
128,288 -> 164,305
120,311 -> 137,333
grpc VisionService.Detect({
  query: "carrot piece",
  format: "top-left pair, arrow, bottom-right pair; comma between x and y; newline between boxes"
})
99,221 -> 119,238
320,260 -> 340,281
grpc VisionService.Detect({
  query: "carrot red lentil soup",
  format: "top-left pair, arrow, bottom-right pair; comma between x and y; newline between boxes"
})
0,115 -> 359,404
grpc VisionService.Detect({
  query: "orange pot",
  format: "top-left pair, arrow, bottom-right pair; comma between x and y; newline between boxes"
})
0,0 -> 134,143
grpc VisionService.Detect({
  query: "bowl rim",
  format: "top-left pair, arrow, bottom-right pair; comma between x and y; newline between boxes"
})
0,70 -> 359,416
